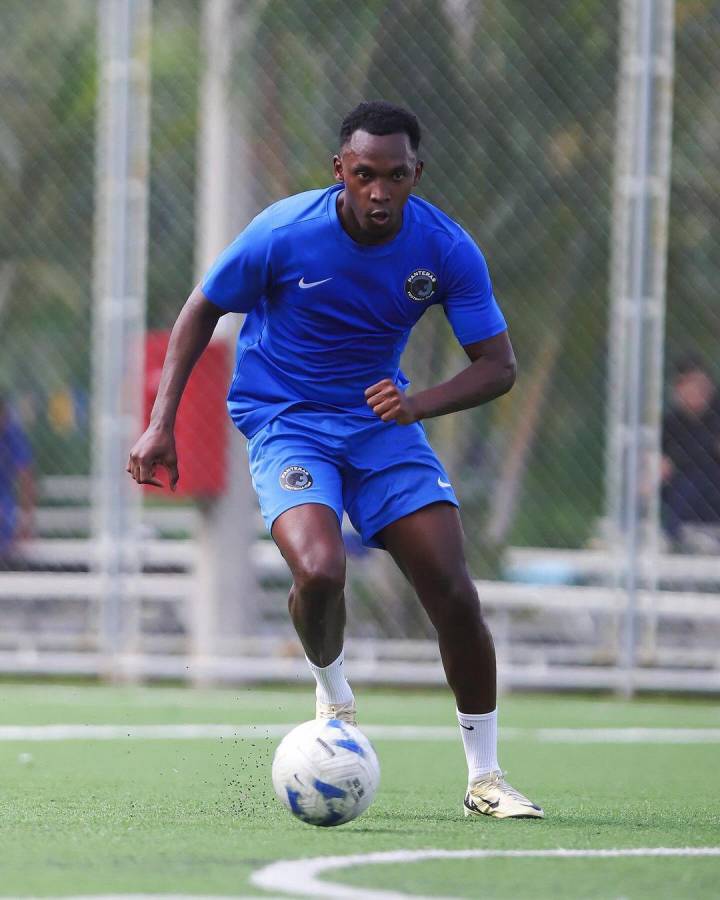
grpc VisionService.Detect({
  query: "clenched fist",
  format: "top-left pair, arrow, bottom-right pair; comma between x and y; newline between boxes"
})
365,379 -> 419,425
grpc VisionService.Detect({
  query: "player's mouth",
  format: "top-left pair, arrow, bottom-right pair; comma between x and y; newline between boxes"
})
368,209 -> 391,225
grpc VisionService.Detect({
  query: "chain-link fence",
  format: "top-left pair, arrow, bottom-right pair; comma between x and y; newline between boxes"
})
1,1 -> 95,481
0,0 -> 718,688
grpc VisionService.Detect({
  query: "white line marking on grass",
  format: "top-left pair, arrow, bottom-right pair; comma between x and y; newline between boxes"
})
22,850 -> 720,900
0,724 -> 289,741
37,895 -> 284,900
251,847 -> 720,900
506,727 -> 720,744
2,724 -> 720,743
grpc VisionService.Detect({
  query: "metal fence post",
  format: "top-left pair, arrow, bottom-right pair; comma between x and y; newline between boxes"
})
607,0 -> 675,695
92,0 -> 152,678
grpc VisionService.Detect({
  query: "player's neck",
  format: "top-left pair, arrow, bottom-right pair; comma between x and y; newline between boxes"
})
335,190 -> 403,246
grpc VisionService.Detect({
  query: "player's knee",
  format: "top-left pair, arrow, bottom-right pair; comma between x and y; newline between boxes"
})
293,554 -> 346,601
428,577 -> 482,631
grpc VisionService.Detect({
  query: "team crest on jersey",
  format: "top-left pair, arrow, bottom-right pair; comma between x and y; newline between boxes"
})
280,465 -> 313,491
405,269 -> 438,303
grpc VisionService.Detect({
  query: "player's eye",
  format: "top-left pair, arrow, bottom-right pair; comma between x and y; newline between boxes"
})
392,172 -> 406,181
356,171 -> 371,180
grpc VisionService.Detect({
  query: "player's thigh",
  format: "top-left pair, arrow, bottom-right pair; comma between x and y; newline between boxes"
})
272,503 -> 346,588
344,419 -> 459,549
379,500 -> 473,597
247,417 -> 345,584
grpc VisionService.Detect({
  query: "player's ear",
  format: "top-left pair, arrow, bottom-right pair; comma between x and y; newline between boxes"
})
412,160 -> 423,186
333,154 -> 344,183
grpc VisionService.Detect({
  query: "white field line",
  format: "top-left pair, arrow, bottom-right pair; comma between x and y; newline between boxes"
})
1,724 -> 720,743
251,847 -> 720,900
0,724 -> 288,741
28,848 -> 720,900
36,896 -> 279,900
507,727 -> 720,743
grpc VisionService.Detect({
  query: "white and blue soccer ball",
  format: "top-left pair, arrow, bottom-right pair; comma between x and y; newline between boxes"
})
271,718 -> 380,826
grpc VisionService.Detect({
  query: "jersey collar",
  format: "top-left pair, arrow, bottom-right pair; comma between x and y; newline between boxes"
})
327,184 -> 411,256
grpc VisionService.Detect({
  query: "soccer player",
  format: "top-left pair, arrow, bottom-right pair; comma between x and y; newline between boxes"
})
128,100 -> 543,820
661,359 -> 720,549
0,392 -> 34,568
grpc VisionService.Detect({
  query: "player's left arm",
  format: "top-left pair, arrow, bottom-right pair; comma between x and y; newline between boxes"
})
366,232 -> 515,424
365,330 -> 516,424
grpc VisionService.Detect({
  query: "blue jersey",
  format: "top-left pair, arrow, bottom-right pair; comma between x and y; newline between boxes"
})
202,184 -> 506,438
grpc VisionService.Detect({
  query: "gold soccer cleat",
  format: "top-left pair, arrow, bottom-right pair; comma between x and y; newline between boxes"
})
464,770 -> 544,820
315,699 -> 358,725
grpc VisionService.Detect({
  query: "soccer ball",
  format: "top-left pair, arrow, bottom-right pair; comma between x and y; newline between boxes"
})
271,718 -> 380,826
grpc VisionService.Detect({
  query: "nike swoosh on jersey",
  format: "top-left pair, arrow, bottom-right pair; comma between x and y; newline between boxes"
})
298,276 -> 333,289
438,477 -> 452,488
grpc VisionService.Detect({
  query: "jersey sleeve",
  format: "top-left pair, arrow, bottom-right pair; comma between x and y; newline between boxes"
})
441,233 -> 507,345
201,213 -> 273,313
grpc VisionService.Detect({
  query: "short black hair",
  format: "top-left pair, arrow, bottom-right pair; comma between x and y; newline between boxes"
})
673,356 -> 710,379
340,100 -> 421,151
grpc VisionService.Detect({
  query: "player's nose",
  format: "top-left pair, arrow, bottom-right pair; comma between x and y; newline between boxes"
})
370,181 -> 391,203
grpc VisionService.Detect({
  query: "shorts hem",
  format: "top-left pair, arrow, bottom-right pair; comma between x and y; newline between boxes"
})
268,499 -> 343,536
360,493 -> 460,549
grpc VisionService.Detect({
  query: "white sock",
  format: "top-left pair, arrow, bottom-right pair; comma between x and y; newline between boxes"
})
306,649 -> 354,705
457,707 -> 499,783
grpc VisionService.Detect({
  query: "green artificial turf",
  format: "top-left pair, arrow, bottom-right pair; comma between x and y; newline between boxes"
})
0,683 -> 718,898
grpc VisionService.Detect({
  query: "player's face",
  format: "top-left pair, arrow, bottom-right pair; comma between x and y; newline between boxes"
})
333,131 -> 422,244
674,371 -> 714,416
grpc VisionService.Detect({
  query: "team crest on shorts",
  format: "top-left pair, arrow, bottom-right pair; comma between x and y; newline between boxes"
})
405,269 -> 438,303
280,465 -> 313,491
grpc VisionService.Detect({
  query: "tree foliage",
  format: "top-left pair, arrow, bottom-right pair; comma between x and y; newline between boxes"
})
1,0 -> 718,550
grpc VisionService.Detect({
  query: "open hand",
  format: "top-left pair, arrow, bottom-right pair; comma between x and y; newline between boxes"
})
126,426 -> 179,490
365,379 -> 418,425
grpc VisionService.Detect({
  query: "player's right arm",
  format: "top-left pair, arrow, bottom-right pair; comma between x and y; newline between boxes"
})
127,286 -> 226,490
128,208 -> 273,488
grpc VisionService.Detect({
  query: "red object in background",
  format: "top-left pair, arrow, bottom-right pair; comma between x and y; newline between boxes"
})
144,331 -> 231,497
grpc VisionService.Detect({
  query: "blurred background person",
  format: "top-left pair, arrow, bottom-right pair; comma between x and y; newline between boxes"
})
661,359 -> 720,551
0,392 -> 35,568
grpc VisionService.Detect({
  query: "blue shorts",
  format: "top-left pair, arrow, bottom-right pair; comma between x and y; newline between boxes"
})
246,407 -> 459,549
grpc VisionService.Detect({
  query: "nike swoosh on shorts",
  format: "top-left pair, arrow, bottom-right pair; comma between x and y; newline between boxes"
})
438,477 -> 452,488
